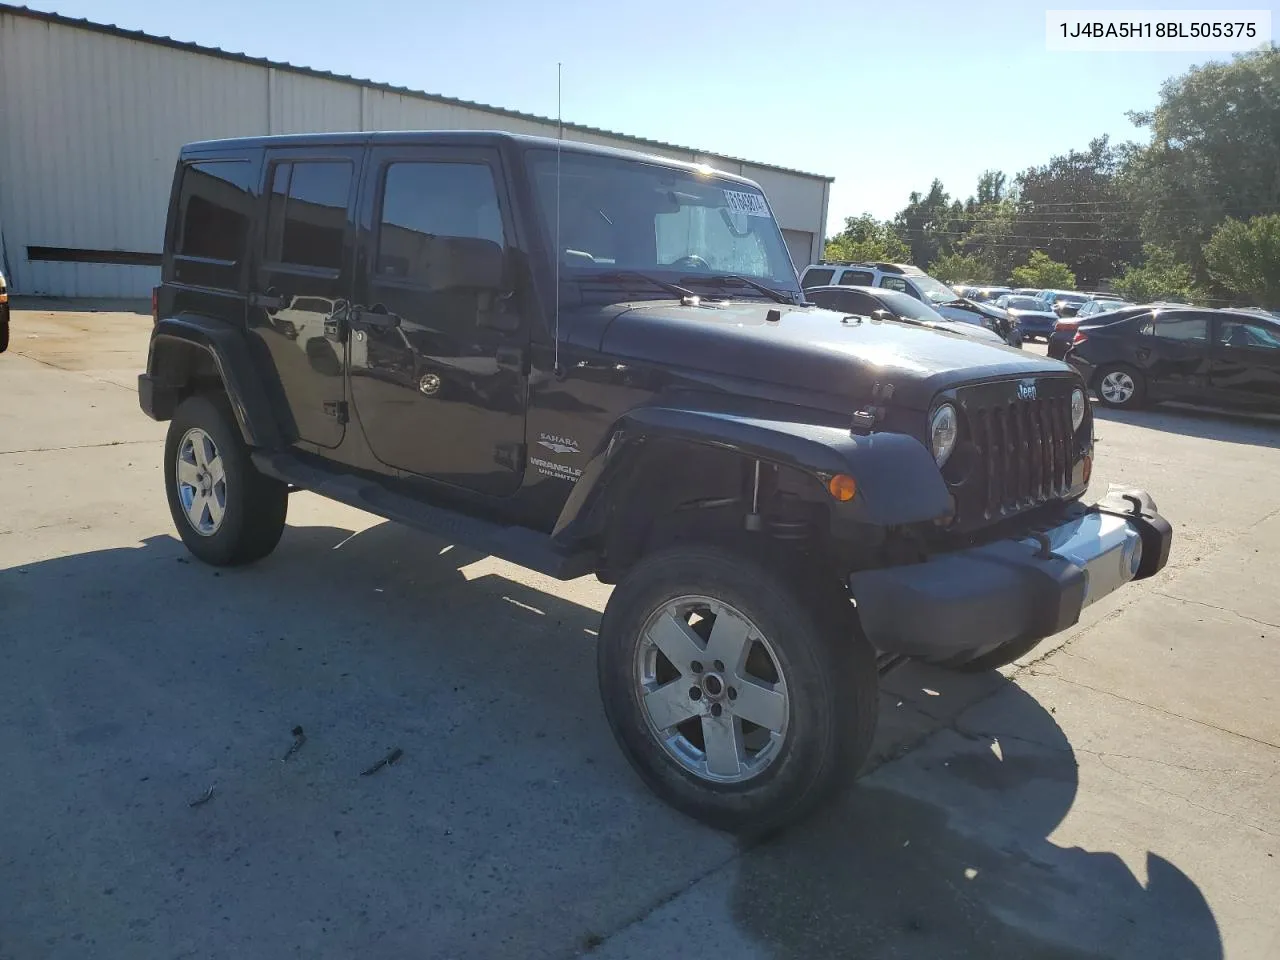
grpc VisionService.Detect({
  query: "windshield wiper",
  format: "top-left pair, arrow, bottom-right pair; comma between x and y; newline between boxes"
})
583,271 -> 699,301
683,274 -> 793,304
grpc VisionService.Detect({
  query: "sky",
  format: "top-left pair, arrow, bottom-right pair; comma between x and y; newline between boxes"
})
26,0 -> 1278,233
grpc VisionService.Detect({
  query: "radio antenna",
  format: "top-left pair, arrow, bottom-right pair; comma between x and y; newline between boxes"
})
553,61 -> 563,376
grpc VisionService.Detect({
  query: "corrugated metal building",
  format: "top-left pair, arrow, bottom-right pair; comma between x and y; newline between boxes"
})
0,4 -> 831,298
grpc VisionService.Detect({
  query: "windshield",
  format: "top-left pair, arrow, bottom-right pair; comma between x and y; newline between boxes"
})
876,289 -> 947,324
909,272 -> 965,306
526,150 -> 798,292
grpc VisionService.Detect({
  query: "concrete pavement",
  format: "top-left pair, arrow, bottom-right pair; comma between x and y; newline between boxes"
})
1,302 -> 1277,959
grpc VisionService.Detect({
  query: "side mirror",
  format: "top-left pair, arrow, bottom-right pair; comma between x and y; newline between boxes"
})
871,309 -> 895,323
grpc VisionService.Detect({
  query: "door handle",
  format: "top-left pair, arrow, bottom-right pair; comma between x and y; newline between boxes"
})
250,288 -> 285,311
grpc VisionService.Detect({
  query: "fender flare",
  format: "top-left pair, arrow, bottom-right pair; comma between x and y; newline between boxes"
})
551,404 -> 951,546
140,315 -> 284,449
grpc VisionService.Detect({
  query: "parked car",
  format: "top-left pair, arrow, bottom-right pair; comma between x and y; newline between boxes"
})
1075,298 -> 1134,321
1012,288 -> 1043,297
994,294 -> 1059,340
1048,304 -> 1148,360
1041,291 -> 1090,317
806,285 -> 1008,345
966,286 -> 1013,303
1066,306 -> 1280,411
0,268 -> 8,352
799,261 -> 1020,343
140,130 -> 1171,833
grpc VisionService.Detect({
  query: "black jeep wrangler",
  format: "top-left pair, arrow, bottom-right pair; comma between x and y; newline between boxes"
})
139,131 -> 1171,832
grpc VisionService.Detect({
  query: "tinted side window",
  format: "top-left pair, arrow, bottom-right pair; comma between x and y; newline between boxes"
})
174,160 -> 254,289
1218,319 -> 1280,350
1153,314 -> 1210,342
266,161 -> 353,271
807,289 -> 844,310
879,276 -> 908,293
802,268 -> 834,288
376,162 -> 504,287
837,270 -> 873,286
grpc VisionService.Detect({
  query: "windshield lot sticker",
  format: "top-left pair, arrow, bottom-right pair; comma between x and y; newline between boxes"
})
723,190 -> 771,218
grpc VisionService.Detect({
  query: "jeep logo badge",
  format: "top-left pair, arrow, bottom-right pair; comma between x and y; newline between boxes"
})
1017,380 -> 1037,401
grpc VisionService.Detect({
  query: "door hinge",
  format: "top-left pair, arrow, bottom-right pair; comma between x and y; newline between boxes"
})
494,442 -> 526,473
323,400 -> 349,424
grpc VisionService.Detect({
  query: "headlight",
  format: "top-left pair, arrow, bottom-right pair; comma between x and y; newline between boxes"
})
930,404 -> 958,467
1071,388 -> 1086,431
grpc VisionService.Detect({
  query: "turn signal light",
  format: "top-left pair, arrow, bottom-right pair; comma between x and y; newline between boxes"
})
827,474 -> 857,501
1072,331 -> 1089,345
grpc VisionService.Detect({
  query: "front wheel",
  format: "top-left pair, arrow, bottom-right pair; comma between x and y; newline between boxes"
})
597,546 -> 877,833
164,394 -> 289,566
1095,364 -> 1146,409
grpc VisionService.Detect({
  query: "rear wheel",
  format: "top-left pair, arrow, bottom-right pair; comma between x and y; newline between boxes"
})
1095,364 -> 1145,409
598,546 -> 877,833
164,394 -> 288,566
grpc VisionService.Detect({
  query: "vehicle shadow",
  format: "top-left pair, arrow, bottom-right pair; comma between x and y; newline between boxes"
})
730,677 -> 1223,959
0,523 -> 1222,959
1093,402 -> 1280,448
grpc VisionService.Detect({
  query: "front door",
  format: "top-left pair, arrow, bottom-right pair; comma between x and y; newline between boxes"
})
349,145 -> 527,496
250,148 -> 363,448
1209,316 -> 1280,408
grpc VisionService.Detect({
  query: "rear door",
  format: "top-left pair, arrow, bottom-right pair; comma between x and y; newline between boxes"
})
250,147 -> 363,448
349,143 -> 527,496
1134,311 -> 1212,399
1209,316 -> 1280,409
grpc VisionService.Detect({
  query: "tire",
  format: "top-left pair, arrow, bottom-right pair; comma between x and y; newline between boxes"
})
164,393 -> 288,566
1094,363 -> 1146,409
597,545 -> 877,834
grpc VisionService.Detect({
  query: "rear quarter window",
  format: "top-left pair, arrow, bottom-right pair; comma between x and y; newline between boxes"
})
173,159 -> 256,290
802,268 -> 835,288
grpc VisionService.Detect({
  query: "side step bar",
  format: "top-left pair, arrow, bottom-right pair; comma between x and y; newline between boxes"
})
252,451 -> 595,581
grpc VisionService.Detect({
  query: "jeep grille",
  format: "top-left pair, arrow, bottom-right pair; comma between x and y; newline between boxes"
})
955,379 -> 1079,522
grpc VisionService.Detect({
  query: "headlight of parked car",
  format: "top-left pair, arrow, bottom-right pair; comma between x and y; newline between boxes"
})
1071,387 -> 1086,431
930,404 -> 958,467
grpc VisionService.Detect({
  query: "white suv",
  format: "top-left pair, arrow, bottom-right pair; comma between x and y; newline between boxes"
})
800,261 -> 1019,343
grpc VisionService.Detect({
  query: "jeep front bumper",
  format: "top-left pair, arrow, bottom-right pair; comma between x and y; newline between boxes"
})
848,489 -> 1172,659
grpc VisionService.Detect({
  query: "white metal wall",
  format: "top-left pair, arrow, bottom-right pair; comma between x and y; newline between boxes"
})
0,9 -> 829,297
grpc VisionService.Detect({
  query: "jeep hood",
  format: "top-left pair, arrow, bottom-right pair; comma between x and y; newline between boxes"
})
598,300 -> 1071,410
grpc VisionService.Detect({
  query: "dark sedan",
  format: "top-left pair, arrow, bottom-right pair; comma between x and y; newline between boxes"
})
1066,306 -> 1280,411
995,294 -> 1059,340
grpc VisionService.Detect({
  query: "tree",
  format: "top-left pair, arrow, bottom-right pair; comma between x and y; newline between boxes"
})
1123,47 -> 1280,280
893,180 -> 961,268
1014,136 -> 1141,284
1010,251 -> 1076,290
823,213 -> 910,263
1111,245 -> 1197,303
929,251 -> 996,285
1204,215 -> 1280,309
